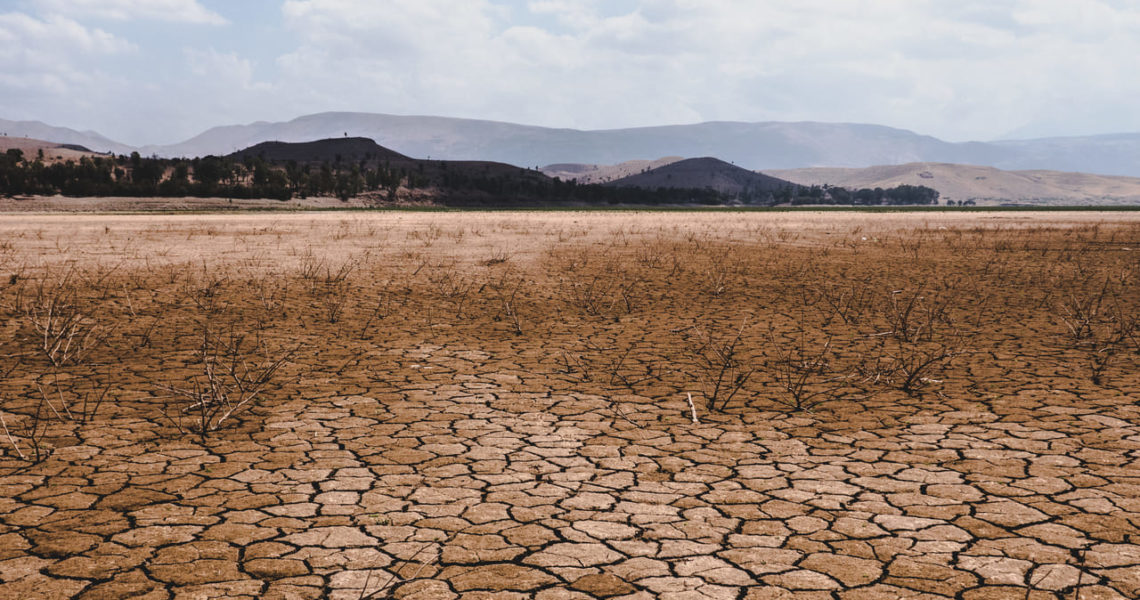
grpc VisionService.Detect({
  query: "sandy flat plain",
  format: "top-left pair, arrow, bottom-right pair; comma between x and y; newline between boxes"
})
1,210 -> 1139,599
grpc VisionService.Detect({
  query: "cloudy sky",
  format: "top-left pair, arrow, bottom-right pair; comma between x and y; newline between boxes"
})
1,0 -> 1138,146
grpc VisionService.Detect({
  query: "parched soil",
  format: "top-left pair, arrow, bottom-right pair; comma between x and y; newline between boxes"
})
1,211 -> 1139,600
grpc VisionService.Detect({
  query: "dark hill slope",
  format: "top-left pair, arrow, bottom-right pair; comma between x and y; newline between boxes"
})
227,137 -> 410,163
223,137 -> 557,205
228,137 -> 550,188
605,157 -> 795,194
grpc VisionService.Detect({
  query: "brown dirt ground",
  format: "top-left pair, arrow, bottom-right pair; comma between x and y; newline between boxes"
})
1,211 -> 1139,599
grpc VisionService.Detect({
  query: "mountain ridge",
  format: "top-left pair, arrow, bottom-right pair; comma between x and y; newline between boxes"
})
128,113 -> 1140,178
7,112 -> 1140,178
135,113 -> 989,170
0,118 -> 133,155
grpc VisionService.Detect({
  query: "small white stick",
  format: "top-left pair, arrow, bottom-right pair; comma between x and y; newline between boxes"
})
0,412 -> 26,460
686,393 -> 700,425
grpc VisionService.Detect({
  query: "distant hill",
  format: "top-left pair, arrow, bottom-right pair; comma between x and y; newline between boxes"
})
215,139 -> 816,206
0,119 -> 132,155
226,137 -> 559,204
542,157 -> 684,184
769,163 -> 1140,205
227,137 -> 410,164
227,137 -> 547,182
0,136 -> 103,164
606,157 -> 794,195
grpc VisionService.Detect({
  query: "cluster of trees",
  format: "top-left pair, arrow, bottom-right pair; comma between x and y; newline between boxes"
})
0,150 -> 431,201
784,183 -> 941,206
0,148 -> 712,204
2,147 -> 939,207
683,183 -> 940,206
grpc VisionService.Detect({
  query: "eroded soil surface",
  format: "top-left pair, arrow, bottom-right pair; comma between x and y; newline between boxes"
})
1,211 -> 1139,599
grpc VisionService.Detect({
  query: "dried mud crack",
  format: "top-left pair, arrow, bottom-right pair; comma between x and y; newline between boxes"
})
1,211 -> 1139,599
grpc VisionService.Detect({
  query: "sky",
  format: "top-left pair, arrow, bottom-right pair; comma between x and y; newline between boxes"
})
1,0 -> 1139,146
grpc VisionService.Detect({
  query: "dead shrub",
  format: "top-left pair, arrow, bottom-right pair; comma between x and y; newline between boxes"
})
1054,277 -> 1138,386
814,279 -> 874,326
765,326 -> 862,412
680,318 -> 755,412
860,336 -> 962,396
160,327 -> 295,438
19,270 -> 111,367
876,281 -> 956,343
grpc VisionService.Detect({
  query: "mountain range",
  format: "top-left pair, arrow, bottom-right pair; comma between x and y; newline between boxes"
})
0,118 -> 133,155
4,112 -> 1140,178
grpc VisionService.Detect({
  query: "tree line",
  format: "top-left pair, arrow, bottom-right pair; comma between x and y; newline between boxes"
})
0,149 -> 391,201
0,148 -> 940,206
783,183 -> 941,206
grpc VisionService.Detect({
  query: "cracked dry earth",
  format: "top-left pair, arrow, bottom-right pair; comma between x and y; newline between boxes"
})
2,211 -> 1140,600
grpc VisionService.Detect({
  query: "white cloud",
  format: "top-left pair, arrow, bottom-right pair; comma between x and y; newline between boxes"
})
182,48 -> 275,110
0,12 -> 133,87
99,48 -> 281,147
526,0 -> 605,29
282,0 -> 498,57
0,12 -> 133,56
34,0 -> 228,25
0,12 -> 135,135
277,0 -> 507,115
7,0 -> 1140,144
271,0 -> 1140,140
